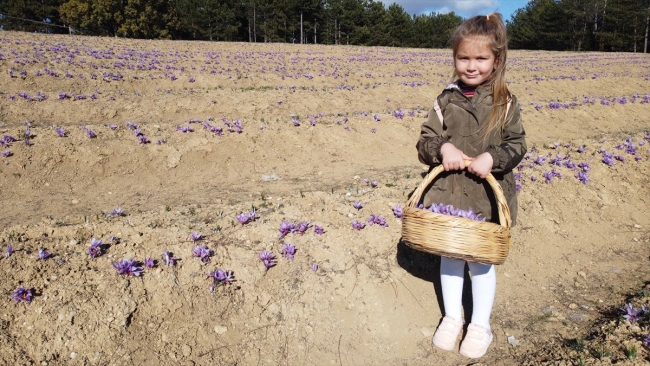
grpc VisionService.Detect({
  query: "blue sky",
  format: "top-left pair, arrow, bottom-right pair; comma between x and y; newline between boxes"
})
390,0 -> 531,21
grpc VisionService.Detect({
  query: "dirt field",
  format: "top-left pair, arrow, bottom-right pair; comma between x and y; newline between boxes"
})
1,32 -> 649,365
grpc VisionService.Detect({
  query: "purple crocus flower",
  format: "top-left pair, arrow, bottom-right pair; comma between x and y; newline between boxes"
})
55,126 -> 65,137
88,238 -> 104,258
11,286 -> 33,304
38,248 -> 52,260
351,220 -> 366,230
392,205 -> 403,218
163,250 -> 178,266
371,128 -> 377,133
644,333 -> 650,347
1,150 -> 11,157
192,245 -> 213,263
373,114 -> 381,122
278,220 -> 296,238
281,243 -> 296,260
109,124 -> 117,130
296,221 -> 312,235
366,214 -> 388,227
259,251 -> 276,270
107,207 -> 124,217
237,209 -> 257,225
314,225 -> 324,235
371,180 -> 378,188
144,257 -> 155,268
621,303 -> 640,324
311,263 -> 318,271
352,202 -> 363,210
207,269 -> 235,291
575,171 -> 589,184
83,126 -> 96,138
190,232 -> 203,242
112,259 -> 143,277
5,245 -> 12,258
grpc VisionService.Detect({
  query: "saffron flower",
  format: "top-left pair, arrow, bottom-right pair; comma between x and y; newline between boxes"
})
1,150 -> 11,157
311,263 -> 318,271
259,251 -> 276,270
351,220 -> 366,230
296,221 -> 312,235
38,248 -> 52,260
366,214 -> 388,228
144,257 -> 155,268
278,220 -> 296,238
138,135 -> 150,144
281,243 -> 297,260
11,286 -> 33,304
352,202 -> 363,210
112,259 -> 143,277
88,238 -> 104,258
644,334 -> 650,347
55,126 -> 65,137
5,245 -> 12,258
621,303 -> 640,324
163,250 -> 178,266
392,205 -> 403,218
575,171 -> 589,184
371,180 -> 378,188
314,225 -> 324,235
207,269 -> 235,291
236,209 -> 257,225
107,207 -> 124,217
192,245 -> 213,263
190,232 -> 203,242
83,126 -> 96,138
373,114 -> 381,122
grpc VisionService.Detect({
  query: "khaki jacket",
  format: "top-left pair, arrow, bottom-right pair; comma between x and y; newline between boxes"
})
416,82 -> 527,225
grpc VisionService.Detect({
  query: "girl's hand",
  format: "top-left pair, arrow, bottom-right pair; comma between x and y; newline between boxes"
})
440,143 -> 473,171
467,152 -> 494,178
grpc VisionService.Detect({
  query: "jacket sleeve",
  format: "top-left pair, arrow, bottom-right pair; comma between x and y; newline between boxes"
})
416,96 -> 449,166
486,95 -> 527,173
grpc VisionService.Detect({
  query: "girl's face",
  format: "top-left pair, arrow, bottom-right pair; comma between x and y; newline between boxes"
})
454,37 -> 497,87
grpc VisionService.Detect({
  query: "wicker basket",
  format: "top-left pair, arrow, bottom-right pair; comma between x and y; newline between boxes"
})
402,160 -> 513,265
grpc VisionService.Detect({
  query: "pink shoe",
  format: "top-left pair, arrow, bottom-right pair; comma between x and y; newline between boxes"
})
459,323 -> 493,358
432,316 -> 463,351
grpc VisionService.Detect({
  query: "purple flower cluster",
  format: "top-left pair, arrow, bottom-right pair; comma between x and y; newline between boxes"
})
192,245 -> 213,263
351,220 -> 366,230
278,220 -> 313,237
620,303 -> 649,324
281,243 -> 296,261
163,250 -> 179,266
207,269 -> 234,291
112,259 -> 143,276
418,203 -> 486,222
190,232 -> 203,242
392,205 -> 403,218
366,214 -> 388,227
543,169 -> 562,183
259,251 -> 276,270
236,209 -> 257,224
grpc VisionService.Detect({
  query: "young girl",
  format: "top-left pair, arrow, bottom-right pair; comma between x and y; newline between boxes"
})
416,13 -> 526,358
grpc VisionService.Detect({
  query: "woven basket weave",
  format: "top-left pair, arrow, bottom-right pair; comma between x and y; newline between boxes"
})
402,160 -> 512,265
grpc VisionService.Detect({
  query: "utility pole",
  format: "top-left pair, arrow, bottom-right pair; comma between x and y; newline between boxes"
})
300,12 -> 303,44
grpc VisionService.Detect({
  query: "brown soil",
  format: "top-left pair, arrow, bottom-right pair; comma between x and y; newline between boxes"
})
1,32 -> 649,365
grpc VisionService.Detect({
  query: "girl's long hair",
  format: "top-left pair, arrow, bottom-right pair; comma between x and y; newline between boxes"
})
450,13 -> 510,140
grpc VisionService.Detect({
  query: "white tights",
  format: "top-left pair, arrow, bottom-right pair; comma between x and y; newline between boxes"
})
440,256 -> 496,330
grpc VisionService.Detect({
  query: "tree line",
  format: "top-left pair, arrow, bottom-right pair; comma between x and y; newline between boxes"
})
0,0 -> 648,52
0,0 -> 462,48
507,0 -> 650,52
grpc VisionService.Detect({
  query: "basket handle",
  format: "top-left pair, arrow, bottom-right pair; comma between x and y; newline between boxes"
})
406,160 -> 512,229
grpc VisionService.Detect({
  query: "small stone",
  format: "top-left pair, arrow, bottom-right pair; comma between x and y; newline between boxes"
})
634,224 -> 642,228
577,271 -> 586,278
71,199 -> 79,204
214,325 -> 227,335
70,352 -> 77,359
570,313 -> 588,322
507,336 -> 520,346
569,303 -> 578,309
420,327 -> 435,338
